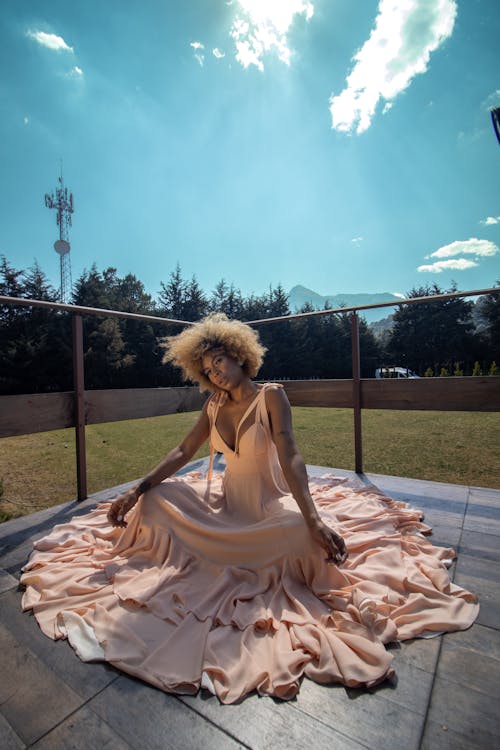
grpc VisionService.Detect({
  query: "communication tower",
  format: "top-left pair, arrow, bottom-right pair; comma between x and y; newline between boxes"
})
45,166 -> 74,303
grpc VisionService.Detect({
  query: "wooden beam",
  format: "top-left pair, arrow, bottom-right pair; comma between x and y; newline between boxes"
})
0,392 -> 74,437
84,387 -> 207,424
360,377 -> 500,411
0,387 -> 207,437
1,378 -> 499,440
279,380 -> 353,407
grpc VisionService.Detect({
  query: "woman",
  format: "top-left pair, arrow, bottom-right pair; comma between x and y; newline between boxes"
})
21,314 -> 478,704
108,315 -> 347,565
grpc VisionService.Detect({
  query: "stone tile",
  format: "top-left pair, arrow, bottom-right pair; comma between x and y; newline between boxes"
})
451,621 -> 500,658
0,714 -> 25,750
293,677 -> 424,750
458,529 -> 500,563
0,538 -> 40,578
454,554 -> 500,630
366,473 -> 469,503
180,687 -> 367,750
0,588 -> 119,700
387,634 -> 441,674
0,568 -> 18,593
424,523 -> 462,548
90,677 -> 244,750
421,720 -> 490,750
0,622 -> 84,746
400,494 -> 466,516
0,502 -> 100,576
469,486 -> 500,503
0,499 -> 92,541
425,674 -> 500,748
31,706 -> 133,750
464,491 -> 500,535
0,466 -> 497,750
410,506 -> 464,530
354,658 -> 434,715
437,624 -> 500,698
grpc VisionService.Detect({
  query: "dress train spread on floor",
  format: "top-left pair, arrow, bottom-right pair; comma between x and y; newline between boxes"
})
21,385 -> 478,703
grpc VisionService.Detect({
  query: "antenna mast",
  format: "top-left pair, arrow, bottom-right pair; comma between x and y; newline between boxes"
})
45,164 -> 74,303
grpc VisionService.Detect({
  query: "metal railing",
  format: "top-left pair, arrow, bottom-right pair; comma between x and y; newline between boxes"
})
1,286 -> 499,501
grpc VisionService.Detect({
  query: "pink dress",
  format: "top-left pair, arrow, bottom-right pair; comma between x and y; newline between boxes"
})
21,384 -> 478,703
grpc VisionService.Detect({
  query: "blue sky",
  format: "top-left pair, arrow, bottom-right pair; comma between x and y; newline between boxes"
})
1,0 -> 499,302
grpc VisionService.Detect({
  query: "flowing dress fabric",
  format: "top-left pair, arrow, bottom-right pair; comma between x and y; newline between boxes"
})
21,385 -> 478,703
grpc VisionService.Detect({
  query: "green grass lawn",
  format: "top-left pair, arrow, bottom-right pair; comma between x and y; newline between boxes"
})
1,408 -> 499,522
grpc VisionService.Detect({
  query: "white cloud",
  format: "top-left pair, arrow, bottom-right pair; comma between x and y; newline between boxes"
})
418,258 -> 478,273
23,116 -> 29,125
428,238 -> 499,259
351,236 -> 363,245
190,41 -> 205,66
27,30 -> 73,53
230,0 -> 314,72
213,48 -> 225,59
329,0 -> 457,134
480,216 -> 500,226
417,237 -> 499,273
392,292 -> 406,299
66,65 -> 83,79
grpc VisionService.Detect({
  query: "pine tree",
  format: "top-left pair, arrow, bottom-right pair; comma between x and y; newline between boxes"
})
209,280 -> 244,318
476,282 -> 500,362
72,266 -> 134,388
158,264 -> 187,320
183,276 -> 208,321
0,260 -> 71,393
387,283 -> 475,374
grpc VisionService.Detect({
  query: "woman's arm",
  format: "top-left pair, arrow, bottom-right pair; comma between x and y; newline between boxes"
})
265,386 -> 347,563
107,401 -> 211,527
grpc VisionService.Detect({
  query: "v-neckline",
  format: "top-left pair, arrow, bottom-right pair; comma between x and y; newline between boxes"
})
214,387 -> 263,454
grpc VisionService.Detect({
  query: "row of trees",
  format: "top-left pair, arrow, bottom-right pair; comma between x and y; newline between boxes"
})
0,256 -> 498,395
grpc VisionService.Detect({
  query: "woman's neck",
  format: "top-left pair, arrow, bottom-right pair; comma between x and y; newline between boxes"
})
226,378 -> 258,404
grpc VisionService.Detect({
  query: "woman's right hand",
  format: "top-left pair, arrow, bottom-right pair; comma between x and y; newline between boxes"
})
107,488 -> 139,527
308,519 -> 348,565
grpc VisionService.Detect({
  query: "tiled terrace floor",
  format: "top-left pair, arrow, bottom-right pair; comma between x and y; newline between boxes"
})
0,460 -> 499,750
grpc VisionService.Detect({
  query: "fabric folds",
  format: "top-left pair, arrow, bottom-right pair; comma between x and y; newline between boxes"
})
21,385 -> 478,703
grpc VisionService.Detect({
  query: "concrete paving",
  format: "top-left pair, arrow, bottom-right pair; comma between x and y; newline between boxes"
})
1,460 -> 499,749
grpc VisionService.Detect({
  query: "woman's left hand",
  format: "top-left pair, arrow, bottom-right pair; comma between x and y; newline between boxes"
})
308,519 -> 348,564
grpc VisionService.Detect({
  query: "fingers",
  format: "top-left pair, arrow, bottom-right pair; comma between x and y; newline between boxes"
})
107,493 -> 134,527
324,531 -> 348,564
107,506 -> 127,527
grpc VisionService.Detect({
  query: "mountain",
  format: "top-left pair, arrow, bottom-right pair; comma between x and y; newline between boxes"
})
287,285 -> 403,324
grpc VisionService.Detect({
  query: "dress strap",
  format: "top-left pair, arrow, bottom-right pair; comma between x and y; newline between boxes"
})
255,383 -> 284,435
206,394 -> 222,481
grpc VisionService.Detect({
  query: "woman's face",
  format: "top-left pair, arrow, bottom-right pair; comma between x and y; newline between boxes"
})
201,349 -> 244,391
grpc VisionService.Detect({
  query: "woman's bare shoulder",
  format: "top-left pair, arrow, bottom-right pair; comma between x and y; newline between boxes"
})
262,383 -> 289,408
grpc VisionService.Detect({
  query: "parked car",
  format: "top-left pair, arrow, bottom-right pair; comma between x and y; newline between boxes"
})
375,366 -> 420,379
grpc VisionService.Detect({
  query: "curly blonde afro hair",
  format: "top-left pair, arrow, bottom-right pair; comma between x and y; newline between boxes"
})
161,313 -> 267,391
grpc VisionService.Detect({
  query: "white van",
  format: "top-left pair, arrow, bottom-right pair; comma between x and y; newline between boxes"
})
375,366 -> 420,379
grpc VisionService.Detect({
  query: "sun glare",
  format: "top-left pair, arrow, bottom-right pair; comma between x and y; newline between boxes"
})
231,0 -> 314,71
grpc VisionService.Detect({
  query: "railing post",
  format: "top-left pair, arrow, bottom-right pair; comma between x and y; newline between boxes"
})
351,312 -> 363,473
72,314 -> 87,500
